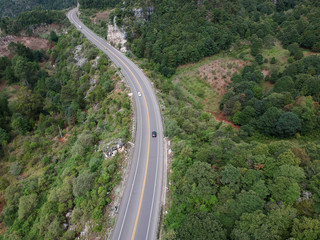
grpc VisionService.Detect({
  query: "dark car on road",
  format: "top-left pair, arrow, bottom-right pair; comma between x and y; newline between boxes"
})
152,131 -> 157,137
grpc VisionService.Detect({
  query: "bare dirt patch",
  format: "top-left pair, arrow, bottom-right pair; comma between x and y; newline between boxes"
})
261,81 -> 274,93
262,69 -> 270,79
212,111 -> 240,129
0,35 -> 49,57
32,23 -> 65,36
198,58 -> 248,95
304,52 -> 320,57
90,10 -> 110,24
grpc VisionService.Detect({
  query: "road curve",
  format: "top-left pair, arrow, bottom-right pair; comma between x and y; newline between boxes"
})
67,8 -> 164,240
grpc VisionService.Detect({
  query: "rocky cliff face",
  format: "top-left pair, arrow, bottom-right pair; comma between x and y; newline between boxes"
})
107,5 -> 154,53
107,18 -> 127,52
133,7 -> 154,20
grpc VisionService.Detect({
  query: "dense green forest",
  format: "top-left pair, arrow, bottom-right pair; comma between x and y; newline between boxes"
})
0,8 -> 66,35
0,23 -> 132,238
154,53 -> 320,239
1,0 -> 320,239
78,0 -> 119,9
80,0 -> 320,239
77,0 -> 320,238
221,55 -> 320,138
0,0 -> 76,18
106,0 -> 320,76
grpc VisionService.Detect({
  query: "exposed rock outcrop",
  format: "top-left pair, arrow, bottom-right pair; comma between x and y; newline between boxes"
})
73,44 -> 86,67
107,18 -> 127,53
133,7 -> 154,20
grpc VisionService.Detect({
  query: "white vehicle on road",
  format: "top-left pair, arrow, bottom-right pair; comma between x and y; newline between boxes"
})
79,25 -> 82,29
68,8 -> 164,240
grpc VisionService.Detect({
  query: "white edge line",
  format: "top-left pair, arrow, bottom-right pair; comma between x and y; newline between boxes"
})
117,73 -> 143,240
68,10 -> 144,240
70,10 -> 163,239
146,124 -> 160,239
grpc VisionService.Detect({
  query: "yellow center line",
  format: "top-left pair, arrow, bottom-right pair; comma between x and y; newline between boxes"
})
70,10 -> 151,240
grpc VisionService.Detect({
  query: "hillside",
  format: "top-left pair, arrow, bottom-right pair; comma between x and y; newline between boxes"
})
90,0 -> 320,239
0,8 -> 67,35
0,11 -> 133,238
77,0 -> 320,238
0,0 -> 77,18
1,0 -> 320,239
106,0 -> 320,76
156,51 -> 320,240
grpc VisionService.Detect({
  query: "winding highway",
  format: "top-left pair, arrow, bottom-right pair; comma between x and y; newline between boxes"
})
67,8 -> 164,240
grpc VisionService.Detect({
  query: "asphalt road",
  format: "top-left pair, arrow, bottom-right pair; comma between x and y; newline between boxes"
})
67,8 -> 164,240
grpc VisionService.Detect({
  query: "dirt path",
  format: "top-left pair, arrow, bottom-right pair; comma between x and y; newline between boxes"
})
211,111 -> 240,129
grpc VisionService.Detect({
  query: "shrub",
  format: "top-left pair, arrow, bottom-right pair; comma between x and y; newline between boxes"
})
273,76 -> 294,93
257,107 -> 282,136
92,207 -> 103,220
71,131 -> 95,156
49,31 -> 58,42
48,183 -> 73,203
18,193 -> 38,220
73,171 -> 95,197
255,54 -> 263,65
5,184 -> 22,205
10,162 -> 23,176
164,119 -> 181,138
71,208 -> 83,224
62,230 -> 76,240
0,128 -> 9,144
42,156 -> 51,165
0,178 -> 9,191
45,218 -> 64,239
288,56 -> 294,63
276,112 -> 301,138
11,114 -> 30,135
294,50 -> 304,60
0,205 -> 16,226
70,143 -> 84,156
87,48 -> 99,60
89,157 -> 103,172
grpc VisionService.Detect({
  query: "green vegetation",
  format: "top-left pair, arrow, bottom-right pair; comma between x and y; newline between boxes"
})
157,56 -> 320,239
0,25 -> 132,238
0,8 -> 67,35
0,0 -> 76,18
105,1 -> 320,238
79,0 -> 119,9
222,55 -> 320,138
99,0 -> 318,77
67,0 -> 320,238
79,9 -> 109,40
1,0 -> 320,239
156,3 -> 320,239
75,1 -> 318,238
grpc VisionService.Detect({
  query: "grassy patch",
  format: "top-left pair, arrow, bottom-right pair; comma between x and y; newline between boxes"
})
260,80 -> 274,93
1,85 -> 18,112
170,53 -> 248,114
262,41 -> 290,70
79,9 -> 110,40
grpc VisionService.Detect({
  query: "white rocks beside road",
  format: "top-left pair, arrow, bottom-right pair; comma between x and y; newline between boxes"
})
107,18 -> 127,53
